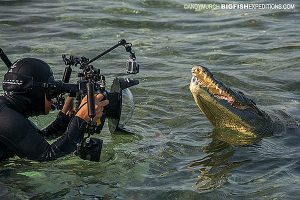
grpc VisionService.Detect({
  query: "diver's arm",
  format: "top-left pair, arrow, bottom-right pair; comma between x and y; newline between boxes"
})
40,97 -> 74,138
0,107 -> 86,161
40,111 -> 72,138
0,94 -> 108,161
36,116 -> 87,161
33,94 -> 108,161
19,116 -> 87,161
36,94 -> 108,160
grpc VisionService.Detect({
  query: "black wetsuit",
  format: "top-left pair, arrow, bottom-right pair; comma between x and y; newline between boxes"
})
0,96 -> 87,161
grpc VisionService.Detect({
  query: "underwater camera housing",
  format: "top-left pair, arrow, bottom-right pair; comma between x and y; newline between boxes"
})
58,39 -> 140,162
0,39 -> 140,162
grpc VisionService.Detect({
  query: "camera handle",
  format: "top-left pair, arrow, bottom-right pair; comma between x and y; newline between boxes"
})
86,81 -> 95,119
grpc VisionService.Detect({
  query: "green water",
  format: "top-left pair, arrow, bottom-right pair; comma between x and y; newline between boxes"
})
0,0 -> 300,199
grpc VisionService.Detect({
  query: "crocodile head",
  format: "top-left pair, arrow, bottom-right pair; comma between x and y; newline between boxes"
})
190,65 -> 273,138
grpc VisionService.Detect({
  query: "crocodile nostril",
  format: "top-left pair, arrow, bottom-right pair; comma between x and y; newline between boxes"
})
192,66 -> 203,74
192,67 -> 198,73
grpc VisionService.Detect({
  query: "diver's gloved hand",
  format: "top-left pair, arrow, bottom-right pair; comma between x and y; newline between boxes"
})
61,96 -> 75,116
75,93 -> 109,122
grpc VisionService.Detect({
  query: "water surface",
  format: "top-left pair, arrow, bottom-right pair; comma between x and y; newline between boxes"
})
0,0 -> 300,199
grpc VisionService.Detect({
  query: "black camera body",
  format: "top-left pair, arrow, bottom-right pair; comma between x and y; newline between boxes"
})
76,137 -> 103,162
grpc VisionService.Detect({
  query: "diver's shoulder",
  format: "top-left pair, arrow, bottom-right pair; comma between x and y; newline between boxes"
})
0,96 -> 24,120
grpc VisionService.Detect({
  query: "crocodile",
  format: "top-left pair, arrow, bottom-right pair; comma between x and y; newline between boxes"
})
189,65 -> 299,145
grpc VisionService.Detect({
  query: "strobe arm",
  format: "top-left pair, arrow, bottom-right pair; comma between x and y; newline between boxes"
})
61,39 -> 139,74
85,39 -> 127,65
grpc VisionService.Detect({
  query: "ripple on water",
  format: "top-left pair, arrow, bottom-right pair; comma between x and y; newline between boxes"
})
0,0 -> 300,199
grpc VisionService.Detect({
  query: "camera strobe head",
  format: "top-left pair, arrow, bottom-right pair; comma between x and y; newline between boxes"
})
127,58 -> 139,74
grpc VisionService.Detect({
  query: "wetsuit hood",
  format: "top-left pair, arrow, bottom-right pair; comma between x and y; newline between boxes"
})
2,58 -> 55,117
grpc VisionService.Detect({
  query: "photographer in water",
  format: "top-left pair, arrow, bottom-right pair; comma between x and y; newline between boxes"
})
0,58 -> 109,161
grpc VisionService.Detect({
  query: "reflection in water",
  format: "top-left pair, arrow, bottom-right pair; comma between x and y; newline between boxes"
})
190,129 -> 251,191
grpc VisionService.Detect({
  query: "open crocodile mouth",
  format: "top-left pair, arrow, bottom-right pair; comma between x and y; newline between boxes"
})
191,66 -> 245,108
